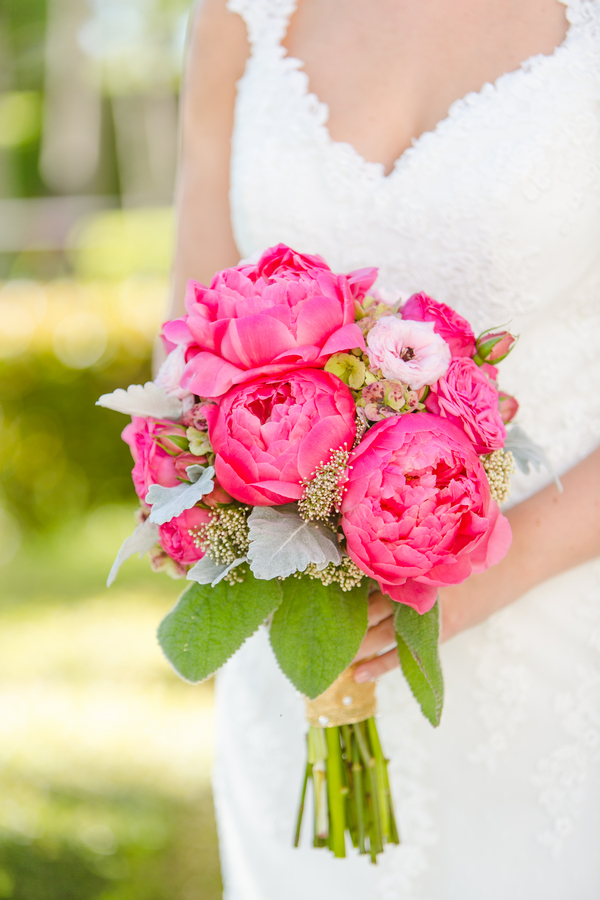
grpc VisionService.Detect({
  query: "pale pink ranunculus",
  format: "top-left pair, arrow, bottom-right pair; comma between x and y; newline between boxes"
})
341,412 -> 512,612
154,344 -> 193,401
163,244 -> 374,398
159,506 -> 211,565
204,369 -> 356,506
402,292 -> 476,358
366,316 -> 451,389
122,417 -> 184,500
425,357 -> 506,454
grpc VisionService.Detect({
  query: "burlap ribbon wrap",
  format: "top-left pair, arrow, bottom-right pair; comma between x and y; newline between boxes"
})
305,664 -> 376,728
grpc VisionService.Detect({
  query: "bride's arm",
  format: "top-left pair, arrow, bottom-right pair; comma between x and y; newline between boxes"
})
353,444 -> 600,683
167,0 -> 249,322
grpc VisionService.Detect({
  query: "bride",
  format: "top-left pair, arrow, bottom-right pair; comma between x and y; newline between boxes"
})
167,0 -> 600,896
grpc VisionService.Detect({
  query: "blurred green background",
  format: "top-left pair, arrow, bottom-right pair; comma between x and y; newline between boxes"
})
0,1 -> 223,897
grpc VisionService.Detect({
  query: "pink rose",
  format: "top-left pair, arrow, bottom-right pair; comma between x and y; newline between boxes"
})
122,417 -> 232,506
204,369 -> 356,506
122,417 -> 184,500
425,358 -> 506,454
341,413 -> 512,612
366,316 -> 451,389
402,292 -> 476,358
163,244 -> 373,398
159,506 -> 211,565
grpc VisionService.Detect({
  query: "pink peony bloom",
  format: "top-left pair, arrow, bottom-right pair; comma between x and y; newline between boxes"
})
341,413 -> 512,612
425,358 -> 506,454
159,506 -> 211,565
402,292 -> 476,358
122,417 -> 183,500
204,369 -> 356,506
163,244 -> 374,398
366,316 -> 451,389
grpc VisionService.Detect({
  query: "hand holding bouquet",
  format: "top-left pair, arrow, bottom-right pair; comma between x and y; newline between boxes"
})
99,244 -> 543,861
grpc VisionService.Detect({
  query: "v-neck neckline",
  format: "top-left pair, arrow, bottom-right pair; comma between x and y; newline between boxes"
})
276,0 -> 575,183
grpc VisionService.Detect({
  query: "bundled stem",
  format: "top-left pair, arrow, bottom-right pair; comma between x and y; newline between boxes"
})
294,717 -> 399,862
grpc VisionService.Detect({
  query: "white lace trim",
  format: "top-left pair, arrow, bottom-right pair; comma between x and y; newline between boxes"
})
226,0 -> 297,46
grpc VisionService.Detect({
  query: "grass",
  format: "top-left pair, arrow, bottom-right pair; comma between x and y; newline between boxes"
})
0,504 -> 222,900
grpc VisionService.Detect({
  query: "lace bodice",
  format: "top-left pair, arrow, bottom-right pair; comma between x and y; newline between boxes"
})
215,3 -> 600,898
227,0 -> 600,499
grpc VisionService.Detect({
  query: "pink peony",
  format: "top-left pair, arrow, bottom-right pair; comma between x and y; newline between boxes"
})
159,506 -> 211,565
122,417 -> 183,500
204,369 -> 356,506
341,413 -> 512,612
425,358 -> 506,454
366,316 -> 451,389
402,292 -> 476,358
163,244 -> 374,398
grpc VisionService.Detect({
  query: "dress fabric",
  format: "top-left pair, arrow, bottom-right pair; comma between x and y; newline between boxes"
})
213,1 -> 600,897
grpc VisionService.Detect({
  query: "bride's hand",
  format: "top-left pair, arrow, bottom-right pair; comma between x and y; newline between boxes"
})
352,579 -> 511,683
352,590 -> 397,683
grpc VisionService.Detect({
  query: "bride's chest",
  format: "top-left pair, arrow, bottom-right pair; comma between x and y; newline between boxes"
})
229,33 -> 600,332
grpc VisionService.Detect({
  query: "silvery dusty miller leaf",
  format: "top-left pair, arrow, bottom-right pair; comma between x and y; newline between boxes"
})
247,505 -> 341,580
96,382 -> 183,420
146,466 -> 215,525
504,424 -> 562,491
187,555 -> 247,587
107,518 -> 159,587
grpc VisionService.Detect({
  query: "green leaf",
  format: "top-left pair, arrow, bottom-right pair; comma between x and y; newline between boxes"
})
269,576 -> 369,699
394,600 -> 444,727
157,570 -> 283,683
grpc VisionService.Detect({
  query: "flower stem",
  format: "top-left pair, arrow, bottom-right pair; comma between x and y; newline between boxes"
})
296,717 -> 399,861
353,722 -> 383,861
351,736 -> 367,854
294,761 -> 311,848
367,718 -> 390,841
325,726 -> 346,858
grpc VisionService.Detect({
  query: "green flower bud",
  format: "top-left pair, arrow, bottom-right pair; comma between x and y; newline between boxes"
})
324,352 -> 367,389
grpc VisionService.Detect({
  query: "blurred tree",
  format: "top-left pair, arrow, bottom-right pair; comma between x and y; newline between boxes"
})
40,0 -> 102,194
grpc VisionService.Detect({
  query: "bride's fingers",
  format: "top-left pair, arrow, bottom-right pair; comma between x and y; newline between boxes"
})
353,647 -> 399,683
367,590 -> 394,627
353,615 -> 396,662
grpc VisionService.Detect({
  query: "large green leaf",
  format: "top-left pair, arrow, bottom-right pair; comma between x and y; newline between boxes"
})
157,571 -> 283,683
394,600 -> 444,727
269,576 -> 369,699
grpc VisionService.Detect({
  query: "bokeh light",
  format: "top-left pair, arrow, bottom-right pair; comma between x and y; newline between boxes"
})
0,1 -> 222,897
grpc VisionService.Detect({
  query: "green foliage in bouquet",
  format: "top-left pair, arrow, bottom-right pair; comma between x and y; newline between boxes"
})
394,601 -> 443,727
157,572 -> 283,683
270,576 -> 369,699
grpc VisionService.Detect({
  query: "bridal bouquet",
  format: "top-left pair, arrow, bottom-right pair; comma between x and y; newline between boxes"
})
99,244 -> 530,861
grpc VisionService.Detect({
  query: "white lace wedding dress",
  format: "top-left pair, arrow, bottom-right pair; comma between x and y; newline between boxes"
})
211,1 -> 600,897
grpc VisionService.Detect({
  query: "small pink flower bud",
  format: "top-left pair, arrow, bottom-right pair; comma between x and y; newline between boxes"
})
476,330 -> 518,363
498,393 -> 519,423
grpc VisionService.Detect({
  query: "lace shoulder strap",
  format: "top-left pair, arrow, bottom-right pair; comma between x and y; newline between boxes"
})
226,0 -> 297,48
560,0 -> 600,26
